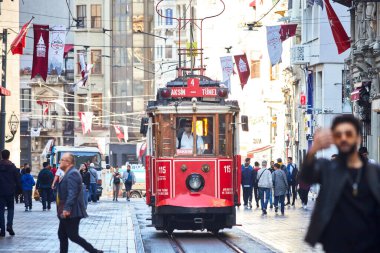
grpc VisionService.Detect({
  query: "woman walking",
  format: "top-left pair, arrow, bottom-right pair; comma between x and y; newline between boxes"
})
79,164 -> 90,209
110,166 -> 122,201
272,163 -> 288,215
298,180 -> 311,210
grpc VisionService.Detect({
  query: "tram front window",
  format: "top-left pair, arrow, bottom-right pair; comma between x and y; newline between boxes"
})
176,117 -> 213,155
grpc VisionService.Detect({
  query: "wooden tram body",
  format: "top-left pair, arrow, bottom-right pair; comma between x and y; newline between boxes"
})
143,76 -> 243,233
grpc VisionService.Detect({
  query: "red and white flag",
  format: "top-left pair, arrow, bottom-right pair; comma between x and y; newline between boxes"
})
77,53 -> 93,87
31,24 -> 49,81
10,17 -> 34,55
324,0 -> 350,54
233,54 -> 250,89
114,125 -> 125,142
78,112 -> 93,135
122,126 -> 129,143
280,24 -> 297,41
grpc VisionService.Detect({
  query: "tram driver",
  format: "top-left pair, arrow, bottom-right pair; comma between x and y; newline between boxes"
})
176,119 -> 204,154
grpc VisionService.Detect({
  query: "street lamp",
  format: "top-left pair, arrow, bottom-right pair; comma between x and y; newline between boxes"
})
5,112 -> 19,143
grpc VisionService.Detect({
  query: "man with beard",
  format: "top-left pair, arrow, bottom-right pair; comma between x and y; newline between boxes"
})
301,115 -> 380,253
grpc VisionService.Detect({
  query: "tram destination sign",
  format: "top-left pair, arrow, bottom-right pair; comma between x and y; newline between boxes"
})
170,78 -> 219,98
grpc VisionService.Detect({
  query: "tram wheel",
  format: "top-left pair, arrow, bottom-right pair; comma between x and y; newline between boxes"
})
166,228 -> 174,235
209,229 -> 220,235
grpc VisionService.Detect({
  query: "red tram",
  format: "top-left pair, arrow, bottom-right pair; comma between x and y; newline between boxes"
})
141,0 -> 247,234
142,76 -> 247,234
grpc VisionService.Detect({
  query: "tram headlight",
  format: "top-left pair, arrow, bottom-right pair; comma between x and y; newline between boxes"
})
186,174 -> 205,192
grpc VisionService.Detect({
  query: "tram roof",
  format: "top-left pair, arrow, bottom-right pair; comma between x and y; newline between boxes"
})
146,100 -> 240,114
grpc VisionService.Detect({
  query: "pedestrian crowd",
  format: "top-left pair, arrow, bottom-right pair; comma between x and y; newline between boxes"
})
241,156 -> 306,216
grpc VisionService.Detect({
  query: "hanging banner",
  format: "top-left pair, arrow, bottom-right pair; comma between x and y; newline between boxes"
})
266,25 -> 282,66
280,24 -> 298,41
233,54 -> 250,89
77,53 -> 93,87
122,126 -> 129,143
51,99 -> 69,115
307,72 -> 313,114
31,24 -> 49,81
114,125 -> 125,142
10,17 -> 34,55
48,25 -> 66,75
30,127 -> 41,137
78,112 -> 93,135
220,56 -> 234,92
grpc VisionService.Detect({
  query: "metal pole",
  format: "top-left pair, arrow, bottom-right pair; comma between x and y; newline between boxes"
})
0,29 -> 7,151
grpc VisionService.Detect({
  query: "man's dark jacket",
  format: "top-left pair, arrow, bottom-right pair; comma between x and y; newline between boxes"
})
57,167 -> 87,219
300,158 -> 380,246
0,159 -> 21,196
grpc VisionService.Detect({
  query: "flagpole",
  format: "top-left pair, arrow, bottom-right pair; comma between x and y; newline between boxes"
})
0,29 -> 7,151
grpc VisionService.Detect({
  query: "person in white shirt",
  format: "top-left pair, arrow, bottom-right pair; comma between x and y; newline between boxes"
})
52,168 -> 65,189
257,160 -> 273,215
176,119 -> 204,154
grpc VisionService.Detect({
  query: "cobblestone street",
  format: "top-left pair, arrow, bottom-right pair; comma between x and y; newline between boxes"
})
0,199 -> 137,253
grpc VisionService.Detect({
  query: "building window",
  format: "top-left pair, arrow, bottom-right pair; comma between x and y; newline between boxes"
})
91,50 -> 102,74
77,94 -> 87,112
250,60 -> 261,79
91,4 -> 102,28
165,45 -> 172,59
270,64 -> 280,80
165,9 -> 173,25
76,5 -> 87,28
91,93 -> 102,125
21,89 -> 31,112
158,9 -> 163,26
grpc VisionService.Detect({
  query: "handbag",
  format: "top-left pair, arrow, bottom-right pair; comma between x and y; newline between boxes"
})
33,189 -> 40,201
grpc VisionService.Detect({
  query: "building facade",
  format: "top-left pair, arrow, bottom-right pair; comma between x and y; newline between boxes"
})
19,0 -> 74,172
0,1 -> 21,165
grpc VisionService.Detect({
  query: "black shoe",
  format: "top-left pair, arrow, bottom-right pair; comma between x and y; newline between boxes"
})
256,203 -> 259,208
43,209 -> 46,211
281,211 -> 285,216
275,207 -> 278,213
0,229 -> 5,237
270,205 -> 273,209
263,209 -> 267,215
291,203 -> 295,206
25,208 -> 28,212
6,226 -> 15,236
285,202 -> 290,206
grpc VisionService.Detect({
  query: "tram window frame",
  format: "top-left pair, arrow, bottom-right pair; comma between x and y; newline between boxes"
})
173,115 -> 215,157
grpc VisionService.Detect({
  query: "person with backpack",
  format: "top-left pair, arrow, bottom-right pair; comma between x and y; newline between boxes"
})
286,157 -> 299,206
21,167 -> 35,212
36,162 -> 54,211
110,166 -> 122,201
257,160 -> 273,215
88,163 -> 99,203
272,163 -> 288,215
250,161 -> 260,208
122,165 -> 136,201
241,158 -> 254,208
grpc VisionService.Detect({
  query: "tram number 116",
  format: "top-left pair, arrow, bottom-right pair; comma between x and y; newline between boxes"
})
224,165 -> 231,173
158,166 -> 167,174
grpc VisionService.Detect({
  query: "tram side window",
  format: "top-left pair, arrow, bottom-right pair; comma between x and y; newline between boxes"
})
175,117 -> 214,155
161,114 -> 173,157
219,114 -> 226,156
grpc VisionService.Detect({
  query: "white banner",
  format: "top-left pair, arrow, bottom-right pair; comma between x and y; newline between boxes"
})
79,112 -> 93,135
48,25 -> 66,75
51,99 -> 69,115
220,56 -> 234,91
122,126 -> 129,143
30,127 -> 41,137
266,26 -> 282,66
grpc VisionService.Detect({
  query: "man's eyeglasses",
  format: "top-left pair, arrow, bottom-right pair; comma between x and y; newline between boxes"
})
333,130 -> 355,139
185,124 -> 192,127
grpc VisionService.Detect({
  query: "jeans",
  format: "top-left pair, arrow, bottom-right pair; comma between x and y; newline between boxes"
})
58,218 -> 97,253
22,190 -> 32,209
250,187 -> 259,206
113,183 -> 120,200
89,183 -> 97,202
242,186 -> 251,205
274,195 -> 285,214
287,183 -> 297,204
269,189 -> 273,206
40,188 -> 52,210
82,184 -> 88,209
0,195 -> 14,233
259,188 -> 271,210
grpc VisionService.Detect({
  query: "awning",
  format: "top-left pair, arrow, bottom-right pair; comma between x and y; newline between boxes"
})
64,44 -> 74,58
249,0 -> 256,8
247,145 -> 272,158
351,88 -> 361,102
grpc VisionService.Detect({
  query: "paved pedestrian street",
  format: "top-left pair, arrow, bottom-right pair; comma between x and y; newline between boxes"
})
0,199 -> 137,253
0,196 -> 326,253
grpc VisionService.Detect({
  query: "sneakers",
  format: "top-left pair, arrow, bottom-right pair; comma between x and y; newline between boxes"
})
6,226 -> 15,236
256,203 -> 259,208
248,201 -> 252,208
25,208 -> 28,212
274,206 -> 278,213
262,209 -> 267,215
270,205 -> 273,209
244,204 -> 248,209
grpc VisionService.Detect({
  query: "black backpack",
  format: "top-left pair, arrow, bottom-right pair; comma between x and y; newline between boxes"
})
113,173 -> 120,184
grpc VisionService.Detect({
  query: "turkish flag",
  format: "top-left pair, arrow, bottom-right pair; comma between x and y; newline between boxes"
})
280,24 -> 297,41
10,17 -> 33,55
324,0 -> 350,54
78,112 -> 93,135
234,54 -> 250,89
31,24 -> 49,81
114,125 -> 125,142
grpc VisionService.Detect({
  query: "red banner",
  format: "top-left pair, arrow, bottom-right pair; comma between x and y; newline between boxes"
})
234,54 -> 250,89
280,24 -> 297,41
31,24 -> 49,81
10,17 -> 33,55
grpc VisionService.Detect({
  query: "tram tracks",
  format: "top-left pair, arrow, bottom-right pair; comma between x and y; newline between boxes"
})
167,232 -> 246,253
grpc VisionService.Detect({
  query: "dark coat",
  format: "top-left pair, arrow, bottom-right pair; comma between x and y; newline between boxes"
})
241,165 -> 253,187
0,160 -> 21,196
57,167 -> 88,219
300,158 -> 380,246
36,168 -> 54,189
